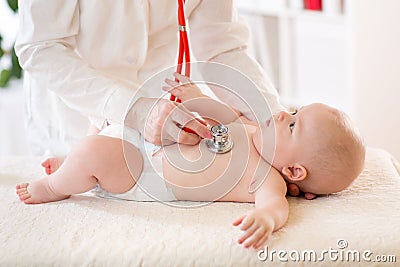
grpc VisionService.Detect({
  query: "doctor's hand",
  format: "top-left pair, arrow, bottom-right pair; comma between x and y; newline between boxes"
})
286,183 -> 317,200
128,97 -> 212,146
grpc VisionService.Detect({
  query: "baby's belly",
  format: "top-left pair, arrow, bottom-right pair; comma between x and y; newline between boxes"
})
160,123 -> 260,202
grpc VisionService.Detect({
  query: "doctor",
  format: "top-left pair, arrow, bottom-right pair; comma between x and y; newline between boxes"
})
16,1 -> 313,198
16,0 -> 283,154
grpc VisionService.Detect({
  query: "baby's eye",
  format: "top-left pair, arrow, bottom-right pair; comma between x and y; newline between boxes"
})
291,110 -> 298,115
289,122 -> 295,132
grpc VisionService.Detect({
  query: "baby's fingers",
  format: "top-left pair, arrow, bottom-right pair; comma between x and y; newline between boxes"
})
162,86 -> 182,96
240,215 -> 255,231
232,215 -> 246,226
173,72 -> 192,84
253,232 -> 269,250
243,227 -> 266,249
238,223 -> 258,245
165,78 -> 181,88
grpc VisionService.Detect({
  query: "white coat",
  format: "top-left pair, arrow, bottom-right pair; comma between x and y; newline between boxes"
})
15,0 -> 283,155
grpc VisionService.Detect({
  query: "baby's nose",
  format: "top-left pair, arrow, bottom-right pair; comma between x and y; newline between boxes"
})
273,111 -> 288,121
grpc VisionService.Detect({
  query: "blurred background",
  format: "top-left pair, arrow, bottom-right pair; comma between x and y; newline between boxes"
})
0,0 -> 399,160
0,0 -> 27,157
235,0 -> 400,160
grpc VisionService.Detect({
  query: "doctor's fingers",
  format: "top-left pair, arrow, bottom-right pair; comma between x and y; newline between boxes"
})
169,105 -> 211,139
286,183 -> 300,197
162,120 -> 201,145
286,183 -> 317,200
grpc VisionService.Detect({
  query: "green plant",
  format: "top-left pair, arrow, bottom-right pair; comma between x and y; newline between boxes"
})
0,0 -> 22,88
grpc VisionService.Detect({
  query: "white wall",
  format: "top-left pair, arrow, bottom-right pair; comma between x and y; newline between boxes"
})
349,0 -> 400,160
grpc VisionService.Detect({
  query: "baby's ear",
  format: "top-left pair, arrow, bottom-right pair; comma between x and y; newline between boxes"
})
281,164 -> 307,182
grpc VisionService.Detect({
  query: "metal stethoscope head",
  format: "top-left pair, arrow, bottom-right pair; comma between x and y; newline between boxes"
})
205,124 -> 234,154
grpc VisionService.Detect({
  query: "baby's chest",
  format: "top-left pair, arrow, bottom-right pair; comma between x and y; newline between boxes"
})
161,123 -> 265,200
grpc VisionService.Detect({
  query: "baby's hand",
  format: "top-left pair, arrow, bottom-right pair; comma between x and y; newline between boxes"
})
163,72 -> 206,102
232,209 -> 274,250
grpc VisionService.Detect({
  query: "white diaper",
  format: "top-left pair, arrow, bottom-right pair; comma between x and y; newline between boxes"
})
93,124 -> 177,202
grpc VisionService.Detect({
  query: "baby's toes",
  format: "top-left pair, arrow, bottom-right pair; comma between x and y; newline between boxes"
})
16,188 -> 30,200
16,183 -> 29,195
18,192 -> 31,201
16,183 -> 22,190
17,188 -> 28,197
16,183 -> 29,191
17,187 -> 27,195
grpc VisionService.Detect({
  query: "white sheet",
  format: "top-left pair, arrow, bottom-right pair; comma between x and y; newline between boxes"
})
0,148 -> 399,266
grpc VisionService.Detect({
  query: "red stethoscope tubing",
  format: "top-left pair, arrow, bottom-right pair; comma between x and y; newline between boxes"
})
171,0 -> 197,134
170,0 -> 190,102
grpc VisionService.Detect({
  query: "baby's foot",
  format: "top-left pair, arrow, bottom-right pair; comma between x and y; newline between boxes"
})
41,157 -> 65,175
16,179 -> 69,204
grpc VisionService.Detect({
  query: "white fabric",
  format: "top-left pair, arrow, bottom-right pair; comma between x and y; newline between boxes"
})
93,153 -> 177,202
1,147 -> 399,266
15,0 -> 284,156
96,124 -> 177,202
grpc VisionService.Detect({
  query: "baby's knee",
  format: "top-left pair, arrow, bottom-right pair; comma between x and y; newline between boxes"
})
72,135 -> 110,158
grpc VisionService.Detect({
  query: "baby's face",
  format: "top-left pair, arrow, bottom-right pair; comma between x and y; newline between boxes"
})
253,103 -> 331,170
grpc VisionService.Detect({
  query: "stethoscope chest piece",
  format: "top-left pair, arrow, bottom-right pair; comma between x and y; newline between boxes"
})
205,124 -> 233,154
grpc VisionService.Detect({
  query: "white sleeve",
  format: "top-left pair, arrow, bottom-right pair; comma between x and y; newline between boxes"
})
188,0 -> 285,116
15,0 -> 137,125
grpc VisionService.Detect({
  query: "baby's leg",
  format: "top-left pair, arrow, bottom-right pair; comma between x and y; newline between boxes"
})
16,135 -> 143,204
40,125 -> 102,175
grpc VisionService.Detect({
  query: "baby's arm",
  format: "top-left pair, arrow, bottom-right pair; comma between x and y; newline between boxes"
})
233,167 -> 289,250
163,72 -> 242,125
163,72 -> 210,102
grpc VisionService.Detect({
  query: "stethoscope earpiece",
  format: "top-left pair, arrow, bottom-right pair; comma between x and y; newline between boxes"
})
206,125 -> 233,154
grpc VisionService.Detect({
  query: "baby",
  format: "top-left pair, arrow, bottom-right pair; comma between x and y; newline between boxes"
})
16,73 -> 365,249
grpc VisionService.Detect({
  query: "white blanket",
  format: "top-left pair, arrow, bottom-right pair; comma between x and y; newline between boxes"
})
0,148 -> 399,266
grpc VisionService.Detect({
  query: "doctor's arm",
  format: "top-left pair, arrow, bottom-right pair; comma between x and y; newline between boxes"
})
189,0 -> 285,118
15,0 -> 134,126
15,1 -> 209,145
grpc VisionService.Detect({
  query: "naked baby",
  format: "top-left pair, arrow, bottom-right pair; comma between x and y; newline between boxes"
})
16,73 -> 366,249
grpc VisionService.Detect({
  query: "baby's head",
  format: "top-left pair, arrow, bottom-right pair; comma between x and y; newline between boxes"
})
253,103 -> 365,195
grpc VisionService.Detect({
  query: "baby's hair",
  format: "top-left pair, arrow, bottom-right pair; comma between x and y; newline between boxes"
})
299,108 -> 366,195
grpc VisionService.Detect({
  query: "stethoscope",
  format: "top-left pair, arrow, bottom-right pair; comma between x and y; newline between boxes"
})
170,0 -> 190,103
170,0 -> 233,154
205,125 -> 234,154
